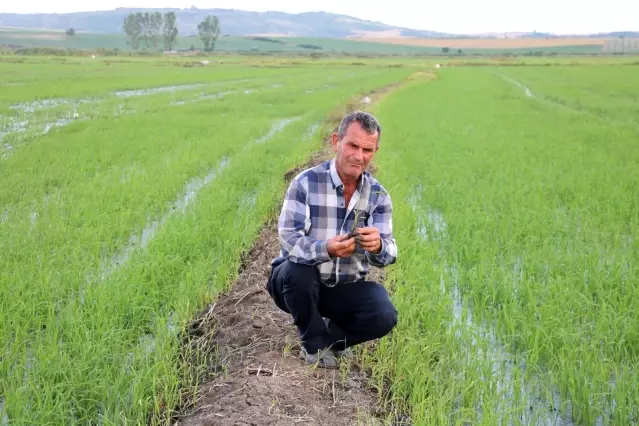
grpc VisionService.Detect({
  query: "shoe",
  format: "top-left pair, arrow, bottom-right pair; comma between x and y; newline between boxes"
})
322,317 -> 353,359
299,347 -> 338,369
331,347 -> 354,359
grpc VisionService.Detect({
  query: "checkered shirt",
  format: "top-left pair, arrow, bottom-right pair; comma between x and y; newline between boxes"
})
272,158 -> 397,285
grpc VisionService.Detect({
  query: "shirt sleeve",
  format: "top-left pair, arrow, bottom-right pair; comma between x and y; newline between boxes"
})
365,191 -> 397,267
277,176 -> 332,265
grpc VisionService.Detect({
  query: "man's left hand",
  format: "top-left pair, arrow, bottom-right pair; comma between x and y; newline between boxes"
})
356,227 -> 382,254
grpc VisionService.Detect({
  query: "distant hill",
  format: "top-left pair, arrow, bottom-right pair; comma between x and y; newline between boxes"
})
589,31 -> 639,38
0,8 -> 449,38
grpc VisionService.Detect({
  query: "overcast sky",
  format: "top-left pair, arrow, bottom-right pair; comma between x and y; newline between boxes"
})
3,1 -> 637,34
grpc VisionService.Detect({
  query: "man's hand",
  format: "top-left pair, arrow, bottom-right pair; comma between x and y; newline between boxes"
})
356,227 -> 382,254
327,234 -> 356,258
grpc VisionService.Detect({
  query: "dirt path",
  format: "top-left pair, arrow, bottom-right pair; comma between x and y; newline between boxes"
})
175,150 -> 385,426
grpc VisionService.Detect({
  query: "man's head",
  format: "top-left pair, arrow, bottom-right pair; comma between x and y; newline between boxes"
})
331,111 -> 381,183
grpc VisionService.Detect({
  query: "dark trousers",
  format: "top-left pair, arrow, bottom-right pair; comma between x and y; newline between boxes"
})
266,260 -> 398,353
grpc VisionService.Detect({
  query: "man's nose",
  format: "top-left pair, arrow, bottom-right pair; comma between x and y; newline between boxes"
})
353,148 -> 363,161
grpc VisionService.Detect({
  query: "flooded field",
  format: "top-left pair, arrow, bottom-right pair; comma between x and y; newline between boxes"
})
0,56 -> 408,424
372,66 -> 638,425
1,56 -> 637,425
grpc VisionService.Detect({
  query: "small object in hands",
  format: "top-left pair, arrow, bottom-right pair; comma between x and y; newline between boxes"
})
348,227 -> 361,245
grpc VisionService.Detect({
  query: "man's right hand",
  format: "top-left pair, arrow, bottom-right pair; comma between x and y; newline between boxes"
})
327,234 -> 356,258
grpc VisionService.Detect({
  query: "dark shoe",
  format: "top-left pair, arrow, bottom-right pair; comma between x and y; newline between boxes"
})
299,347 -> 338,369
331,347 -> 354,359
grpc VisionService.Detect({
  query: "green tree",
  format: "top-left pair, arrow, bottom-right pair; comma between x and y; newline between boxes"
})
163,12 -> 178,51
65,28 -> 75,36
122,13 -> 143,50
197,16 -> 221,51
150,12 -> 163,50
141,12 -> 153,49
442,47 -> 450,53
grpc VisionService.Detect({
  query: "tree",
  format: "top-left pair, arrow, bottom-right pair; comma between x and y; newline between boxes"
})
441,47 -> 450,53
122,13 -> 143,50
126,11 -> 163,51
150,12 -> 163,49
141,12 -> 153,49
65,28 -> 76,36
198,16 -> 221,52
163,12 -> 178,51
457,48 -> 463,55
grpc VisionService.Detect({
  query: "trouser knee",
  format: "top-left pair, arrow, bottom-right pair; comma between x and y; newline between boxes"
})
281,261 -> 318,295
375,308 -> 398,338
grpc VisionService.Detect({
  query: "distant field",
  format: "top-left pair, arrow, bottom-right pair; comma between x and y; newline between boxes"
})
0,27 -> 607,55
348,35 -> 608,49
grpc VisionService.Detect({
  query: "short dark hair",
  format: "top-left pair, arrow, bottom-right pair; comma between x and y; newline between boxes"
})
337,111 -> 382,145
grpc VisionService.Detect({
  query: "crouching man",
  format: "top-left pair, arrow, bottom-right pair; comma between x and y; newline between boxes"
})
266,111 -> 398,369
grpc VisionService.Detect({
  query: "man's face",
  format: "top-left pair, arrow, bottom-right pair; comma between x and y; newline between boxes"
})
331,122 -> 379,182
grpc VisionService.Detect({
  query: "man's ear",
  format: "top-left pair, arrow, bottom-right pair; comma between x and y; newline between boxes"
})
331,133 -> 339,152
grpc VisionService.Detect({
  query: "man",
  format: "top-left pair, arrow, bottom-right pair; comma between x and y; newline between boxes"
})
266,111 -> 398,369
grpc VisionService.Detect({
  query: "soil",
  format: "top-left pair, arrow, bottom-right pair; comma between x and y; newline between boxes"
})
175,149 -> 387,426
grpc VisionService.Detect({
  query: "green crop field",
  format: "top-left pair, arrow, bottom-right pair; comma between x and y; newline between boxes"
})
1,55 -> 637,425
369,65 -> 639,424
0,28 -> 606,55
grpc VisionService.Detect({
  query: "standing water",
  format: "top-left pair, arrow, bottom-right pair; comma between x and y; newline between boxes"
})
96,158 -> 230,282
407,183 -> 573,424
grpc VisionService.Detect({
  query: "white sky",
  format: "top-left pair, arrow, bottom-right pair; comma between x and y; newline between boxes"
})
3,1 -> 638,34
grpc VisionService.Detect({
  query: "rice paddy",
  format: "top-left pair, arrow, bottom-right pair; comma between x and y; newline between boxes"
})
1,56 -> 637,425
370,65 -> 639,425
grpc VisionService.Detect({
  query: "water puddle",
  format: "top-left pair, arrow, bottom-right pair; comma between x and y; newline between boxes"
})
407,183 -> 573,425
171,90 -> 243,106
96,157 -> 230,281
0,405 -> 7,426
255,117 -> 302,145
497,73 -> 585,116
0,398 -> 8,426
239,192 -> 257,210
0,80 -> 261,150
498,73 -> 533,97
0,120 -> 28,141
9,98 -> 94,113
43,118 -> 74,134
114,83 -> 207,98
303,122 -> 321,140
196,90 -> 235,102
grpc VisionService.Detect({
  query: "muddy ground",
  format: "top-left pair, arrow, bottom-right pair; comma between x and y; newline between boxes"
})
175,150 -> 389,426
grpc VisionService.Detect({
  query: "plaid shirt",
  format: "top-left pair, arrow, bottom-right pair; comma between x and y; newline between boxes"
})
272,158 -> 397,285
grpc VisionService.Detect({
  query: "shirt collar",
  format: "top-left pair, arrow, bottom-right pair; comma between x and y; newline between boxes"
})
328,157 -> 368,192
329,158 -> 343,189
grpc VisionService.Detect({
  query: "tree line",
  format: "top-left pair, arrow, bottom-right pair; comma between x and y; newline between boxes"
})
122,12 -> 221,52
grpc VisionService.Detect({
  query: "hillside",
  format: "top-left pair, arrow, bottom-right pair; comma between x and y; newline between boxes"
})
0,8 -> 448,38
